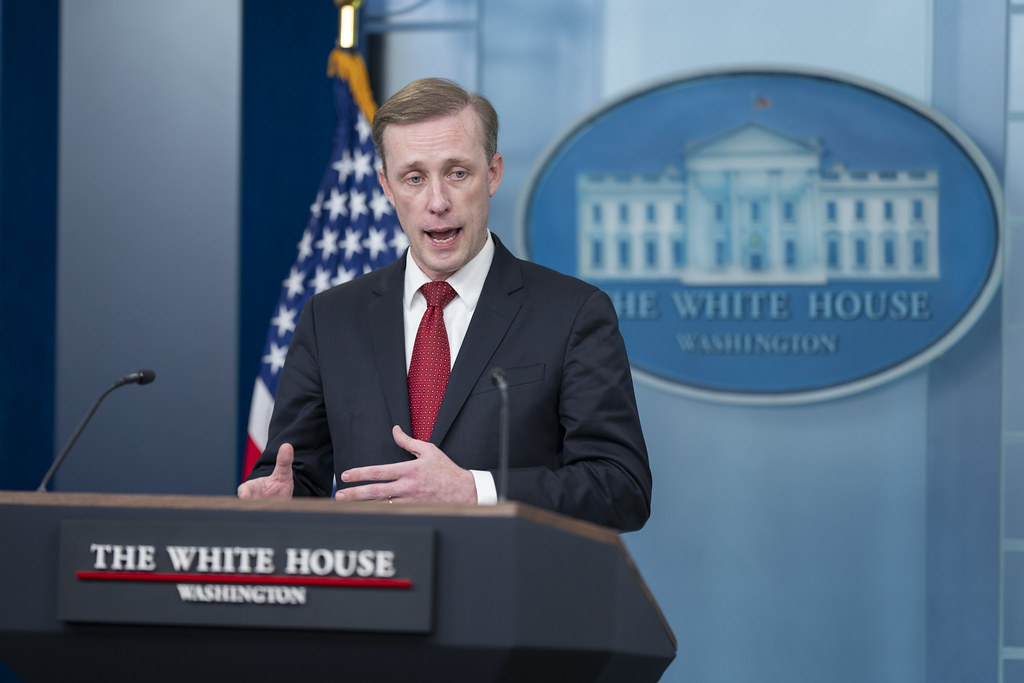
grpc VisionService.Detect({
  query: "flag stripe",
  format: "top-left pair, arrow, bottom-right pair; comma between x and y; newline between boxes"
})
247,377 -> 274,452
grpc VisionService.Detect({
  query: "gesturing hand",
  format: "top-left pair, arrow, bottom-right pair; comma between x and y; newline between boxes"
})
237,443 -> 295,499
335,426 -> 477,504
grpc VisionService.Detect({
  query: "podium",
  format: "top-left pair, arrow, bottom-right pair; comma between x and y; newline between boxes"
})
0,491 -> 675,682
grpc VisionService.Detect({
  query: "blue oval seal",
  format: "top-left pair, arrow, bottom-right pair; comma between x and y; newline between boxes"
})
517,67 -> 1003,404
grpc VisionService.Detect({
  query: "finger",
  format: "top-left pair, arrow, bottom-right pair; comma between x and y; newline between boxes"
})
392,424 -> 413,447
335,483 -> 392,502
340,462 -> 404,485
392,425 -> 428,457
272,443 -> 294,479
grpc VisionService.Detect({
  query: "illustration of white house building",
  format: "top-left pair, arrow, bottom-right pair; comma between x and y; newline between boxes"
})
576,122 -> 940,284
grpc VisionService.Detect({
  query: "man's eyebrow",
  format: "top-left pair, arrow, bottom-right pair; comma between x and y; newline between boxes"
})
394,157 -> 474,174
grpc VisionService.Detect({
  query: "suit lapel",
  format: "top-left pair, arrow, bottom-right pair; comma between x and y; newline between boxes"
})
430,237 -> 523,444
368,259 -> 413,433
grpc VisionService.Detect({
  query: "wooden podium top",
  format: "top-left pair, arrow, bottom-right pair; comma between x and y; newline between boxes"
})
0,490 -> 622,545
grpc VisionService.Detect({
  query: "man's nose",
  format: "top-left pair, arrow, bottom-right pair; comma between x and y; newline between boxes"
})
427,180 -> 451,214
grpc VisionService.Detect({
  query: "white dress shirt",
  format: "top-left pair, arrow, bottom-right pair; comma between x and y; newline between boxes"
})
402,232 -> 498,504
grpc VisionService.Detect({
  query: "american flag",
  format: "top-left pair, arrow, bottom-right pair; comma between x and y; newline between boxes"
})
242,51 -> 406,479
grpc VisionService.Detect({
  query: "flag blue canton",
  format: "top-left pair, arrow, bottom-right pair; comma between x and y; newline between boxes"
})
258,77 -> 406,396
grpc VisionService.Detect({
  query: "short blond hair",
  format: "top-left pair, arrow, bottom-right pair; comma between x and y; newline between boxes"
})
371,78 -> 498,173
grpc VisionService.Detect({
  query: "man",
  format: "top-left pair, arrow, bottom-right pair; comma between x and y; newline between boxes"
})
240,78 -> 651,532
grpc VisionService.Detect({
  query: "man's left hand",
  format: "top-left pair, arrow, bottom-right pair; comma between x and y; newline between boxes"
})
335,425 -> 477,504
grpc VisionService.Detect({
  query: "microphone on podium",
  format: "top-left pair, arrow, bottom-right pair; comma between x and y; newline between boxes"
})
490,369 -> 510,502
36,369 -> 156,492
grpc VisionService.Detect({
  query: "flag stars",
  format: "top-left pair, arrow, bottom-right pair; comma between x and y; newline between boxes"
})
262,342 -> 288,375
282,267 -> 306,299
363,227 -> 390,260
309,191 -> 324,219
369,190 -> 393,221
390,229 -> 409,255
341,227 -> 365,260
349,189 -> 369,221
316,227 -> 340,260
355,113 -> 371,144
352,149 -> 375,183
309,265 -> 333,293
297,230 -> 314,262
324,187 -> 348,222
333,265 -> 357,287
270,304 -> 297,337
332,150 -> 355,183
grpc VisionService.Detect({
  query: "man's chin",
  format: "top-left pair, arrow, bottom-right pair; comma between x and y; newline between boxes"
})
412,251 -> 462,280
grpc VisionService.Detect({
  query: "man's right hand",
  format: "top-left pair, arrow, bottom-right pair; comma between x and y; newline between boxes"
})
237,443 -> 295,499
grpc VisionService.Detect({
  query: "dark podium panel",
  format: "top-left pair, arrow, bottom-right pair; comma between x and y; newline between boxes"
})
0,492 -> 675,682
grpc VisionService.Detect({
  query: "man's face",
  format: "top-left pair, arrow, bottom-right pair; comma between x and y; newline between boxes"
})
378,106 -> 503,281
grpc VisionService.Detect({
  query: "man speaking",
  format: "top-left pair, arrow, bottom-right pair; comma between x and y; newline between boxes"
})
240,78 -> 652,532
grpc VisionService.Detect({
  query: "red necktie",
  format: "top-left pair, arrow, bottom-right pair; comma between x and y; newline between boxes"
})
408,281 -> 458,442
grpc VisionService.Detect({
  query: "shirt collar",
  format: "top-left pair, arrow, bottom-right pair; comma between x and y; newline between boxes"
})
403,231 -> 495,311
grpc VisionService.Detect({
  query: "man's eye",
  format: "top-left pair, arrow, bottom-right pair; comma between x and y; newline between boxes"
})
451,170 -> 467,180
407,175 -> 423,184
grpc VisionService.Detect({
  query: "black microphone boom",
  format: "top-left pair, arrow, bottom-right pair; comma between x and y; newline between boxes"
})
491,369 -> 510,502
36,369 -> 156,492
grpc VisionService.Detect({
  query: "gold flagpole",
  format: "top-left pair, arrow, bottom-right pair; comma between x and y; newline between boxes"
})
328,0 -> 377,122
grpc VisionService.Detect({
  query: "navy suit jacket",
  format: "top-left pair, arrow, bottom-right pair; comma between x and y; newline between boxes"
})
249,235 -> 652,531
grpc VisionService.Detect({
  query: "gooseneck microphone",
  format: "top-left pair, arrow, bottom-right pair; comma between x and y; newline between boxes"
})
36,369 -> 156,492
491,369 -> 510,502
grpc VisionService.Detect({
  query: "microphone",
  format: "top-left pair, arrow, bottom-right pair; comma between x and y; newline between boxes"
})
491,369 -> 510,502
37,369 -> 157,492
115,369 -> 156,387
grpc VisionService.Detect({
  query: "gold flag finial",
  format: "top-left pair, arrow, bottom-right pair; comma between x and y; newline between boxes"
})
334,0 -> 363,50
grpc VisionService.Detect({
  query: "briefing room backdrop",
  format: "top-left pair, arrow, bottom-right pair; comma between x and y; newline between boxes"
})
0,1 -> 1020,682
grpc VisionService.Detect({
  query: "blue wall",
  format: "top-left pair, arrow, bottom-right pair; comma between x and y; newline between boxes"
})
0,0 -> 58,492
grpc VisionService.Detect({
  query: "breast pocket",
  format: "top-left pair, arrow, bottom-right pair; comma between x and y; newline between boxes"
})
471,363 -> 545,394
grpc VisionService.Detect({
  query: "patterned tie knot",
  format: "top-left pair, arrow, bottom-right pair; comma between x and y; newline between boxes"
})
421,281 -> 457,310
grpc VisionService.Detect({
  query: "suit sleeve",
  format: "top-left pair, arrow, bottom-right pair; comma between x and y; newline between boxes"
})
245,297 -> 335,496
499,289 -> 653,531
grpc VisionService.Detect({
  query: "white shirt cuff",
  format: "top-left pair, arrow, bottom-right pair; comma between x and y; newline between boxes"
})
470,469 -> 498,505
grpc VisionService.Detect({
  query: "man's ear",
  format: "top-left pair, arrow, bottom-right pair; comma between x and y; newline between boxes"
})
487,152 -> 504,197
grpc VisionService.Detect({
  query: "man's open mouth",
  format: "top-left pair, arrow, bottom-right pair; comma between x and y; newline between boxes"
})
428,228 -> 459,244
